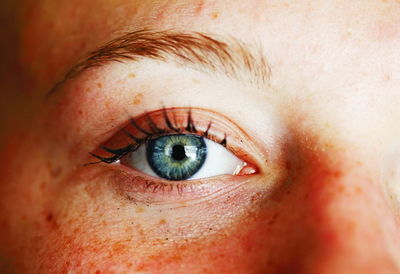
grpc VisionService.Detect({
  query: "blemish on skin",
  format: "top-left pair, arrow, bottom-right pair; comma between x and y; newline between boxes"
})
104,99 -> 112,108
112,241 -> 129,254
44,212 -> 59,229
159,219 -> 167,225
179,201 -> 188,207
96,83 -> 103,88
39,182 -> 46,190
267,212 -> 280,225
192,78 -> 201,84
210,12 -> 219,20
46,162 -> 62,178
194,0 -> 205,15
135,207 -> 145,213
125,226 -> 133,233
128,73 -> 136,78
45,213 -> 53,222
132,93 -> 144,105
384,74 -> 391,81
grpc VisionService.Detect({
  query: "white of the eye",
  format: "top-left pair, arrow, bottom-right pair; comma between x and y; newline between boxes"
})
126,137 -> 245,180
127,145 -> 158,177
189,138 -> 243,180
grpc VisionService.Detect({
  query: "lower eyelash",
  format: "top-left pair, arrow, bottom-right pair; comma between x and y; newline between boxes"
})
87,108 -> 228,165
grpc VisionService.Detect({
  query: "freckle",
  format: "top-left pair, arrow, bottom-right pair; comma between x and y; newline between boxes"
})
238,8 -> 246,14
355,186 -> 363,194
136,224 -> 145,236
45,213 -> 53,222
267,212 -> 280,225
47,162 -> 62,178
128,73 -> 136,78
112,241 -> 129,254
125,226 -> 133,233
96,83 -> 103,88
192,78 -> 200,84
346,220 -> 356,232
135,207 -> 145,213
179,201 -> 187,207
104,100 -> 112,107
159,219 -> 167,225
39,182 -> 46,190
210,12 -> 219,20
194,1 -> 205,15
133,93 -> 144,105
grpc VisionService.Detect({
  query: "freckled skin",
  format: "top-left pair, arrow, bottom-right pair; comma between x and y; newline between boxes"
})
2,0 -> 400,273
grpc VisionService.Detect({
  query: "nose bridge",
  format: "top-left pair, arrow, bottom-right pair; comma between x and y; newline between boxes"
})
284,149 -> 400,274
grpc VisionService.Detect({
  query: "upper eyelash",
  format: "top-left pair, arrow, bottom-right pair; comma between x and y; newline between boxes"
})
87,108 -> 228,165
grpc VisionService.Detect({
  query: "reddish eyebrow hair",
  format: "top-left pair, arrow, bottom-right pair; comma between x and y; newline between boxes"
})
49,29 -> 271,94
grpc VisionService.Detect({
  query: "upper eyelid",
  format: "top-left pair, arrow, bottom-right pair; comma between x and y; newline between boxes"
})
89,108 -> 254,166
47,29 -> 272,97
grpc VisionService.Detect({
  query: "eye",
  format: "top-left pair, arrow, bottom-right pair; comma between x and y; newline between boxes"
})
89,107 -> 259,188
121,134 -> 245,180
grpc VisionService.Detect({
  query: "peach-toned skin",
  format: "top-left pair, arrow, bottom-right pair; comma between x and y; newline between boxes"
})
1,0 -> 400,273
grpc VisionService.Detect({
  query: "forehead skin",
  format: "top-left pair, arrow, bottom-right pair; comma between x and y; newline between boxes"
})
2,0 -> 400,273
17,0 -> 400,91
15,0 -> 400,139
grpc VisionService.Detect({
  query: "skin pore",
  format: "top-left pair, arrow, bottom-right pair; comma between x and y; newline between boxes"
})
1,0 -> 400,273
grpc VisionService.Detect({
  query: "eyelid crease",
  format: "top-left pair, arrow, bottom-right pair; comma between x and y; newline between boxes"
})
88,107 -> 261,173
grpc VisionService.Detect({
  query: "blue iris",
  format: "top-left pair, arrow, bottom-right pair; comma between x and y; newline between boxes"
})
146,134 -> 207,180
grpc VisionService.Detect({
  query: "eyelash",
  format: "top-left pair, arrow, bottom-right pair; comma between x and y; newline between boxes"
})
88,108 -> 228,165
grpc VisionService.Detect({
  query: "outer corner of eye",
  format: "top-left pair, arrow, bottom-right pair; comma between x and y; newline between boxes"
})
120,134 -> 258,181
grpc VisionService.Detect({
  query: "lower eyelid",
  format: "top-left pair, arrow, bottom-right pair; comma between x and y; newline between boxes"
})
109,163 -> 256,205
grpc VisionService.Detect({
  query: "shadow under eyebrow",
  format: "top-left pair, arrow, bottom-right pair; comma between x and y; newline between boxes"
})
48,29 -> 272,95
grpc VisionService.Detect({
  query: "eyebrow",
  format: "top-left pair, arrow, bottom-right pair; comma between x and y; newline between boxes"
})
49,29 -> 271,94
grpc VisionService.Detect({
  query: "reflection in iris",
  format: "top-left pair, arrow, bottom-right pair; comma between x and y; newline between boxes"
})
146,134 -> 207,180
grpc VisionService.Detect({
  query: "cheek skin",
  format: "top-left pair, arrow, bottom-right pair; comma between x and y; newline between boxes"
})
126,144 -> 400,274
7,130 -> 396,273
0,119 -> 399,273
32,170 -> 277,272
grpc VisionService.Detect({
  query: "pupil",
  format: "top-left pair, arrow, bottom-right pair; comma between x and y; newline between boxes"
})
172,145 -> 186,161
